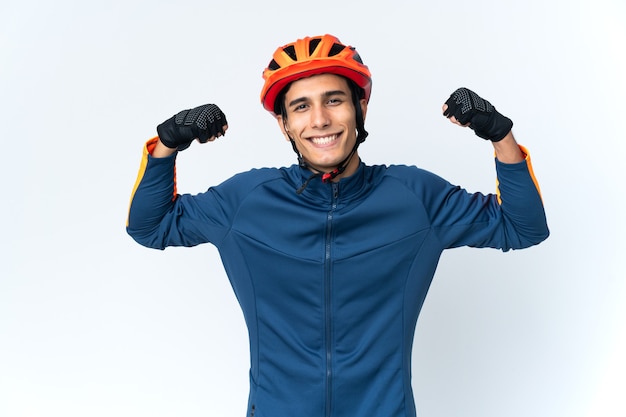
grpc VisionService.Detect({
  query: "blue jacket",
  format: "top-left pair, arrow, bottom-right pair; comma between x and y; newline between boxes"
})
127,138 -> 549,417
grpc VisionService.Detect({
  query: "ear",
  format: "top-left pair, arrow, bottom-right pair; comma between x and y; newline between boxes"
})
276,115 -> 291,142
359,99 -> 368,122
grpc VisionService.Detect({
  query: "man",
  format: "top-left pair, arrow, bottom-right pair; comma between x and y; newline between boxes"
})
127,34 -> 549,417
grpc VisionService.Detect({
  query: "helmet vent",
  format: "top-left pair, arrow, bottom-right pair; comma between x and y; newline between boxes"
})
268,59 -> 280,70
350,48 -> 364,64
283,45 -> 297,61
328,43 -> 346,57
309,38 -> 322,55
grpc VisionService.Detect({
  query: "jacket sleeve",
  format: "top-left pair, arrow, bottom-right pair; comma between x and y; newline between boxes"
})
126,137 -> 232,249
422,145 -> 549,251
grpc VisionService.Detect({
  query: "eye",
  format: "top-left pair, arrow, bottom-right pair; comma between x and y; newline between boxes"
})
291,103 -> 309,112
327,97 -> 343,105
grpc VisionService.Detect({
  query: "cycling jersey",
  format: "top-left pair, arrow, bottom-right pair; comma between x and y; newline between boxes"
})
127,137 -> 549,417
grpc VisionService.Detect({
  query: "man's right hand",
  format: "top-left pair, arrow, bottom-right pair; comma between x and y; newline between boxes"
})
156,104 -> 228,151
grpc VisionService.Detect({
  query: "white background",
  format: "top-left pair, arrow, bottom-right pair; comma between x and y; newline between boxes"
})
1,0 -> 625,416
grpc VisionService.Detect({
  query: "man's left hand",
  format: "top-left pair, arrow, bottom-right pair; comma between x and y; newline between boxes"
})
443,88 -> 513,142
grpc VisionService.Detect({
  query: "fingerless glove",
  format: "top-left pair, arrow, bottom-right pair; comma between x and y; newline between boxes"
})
157,104 -> 228,151
444,88 -> 512,142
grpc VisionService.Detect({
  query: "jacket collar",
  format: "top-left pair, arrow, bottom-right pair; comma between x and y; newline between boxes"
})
288,161 -> 370,204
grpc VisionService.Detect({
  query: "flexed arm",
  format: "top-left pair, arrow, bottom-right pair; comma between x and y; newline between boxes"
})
437,87 -> 549,249
126,104 -> 229,248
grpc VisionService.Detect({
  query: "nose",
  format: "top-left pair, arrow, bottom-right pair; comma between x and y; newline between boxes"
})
310,105 -> 330,129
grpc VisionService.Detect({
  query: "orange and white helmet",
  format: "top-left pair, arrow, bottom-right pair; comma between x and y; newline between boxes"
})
261,34 -> 372,115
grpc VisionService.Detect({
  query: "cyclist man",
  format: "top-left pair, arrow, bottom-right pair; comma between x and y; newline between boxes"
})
127,34 -> 548,417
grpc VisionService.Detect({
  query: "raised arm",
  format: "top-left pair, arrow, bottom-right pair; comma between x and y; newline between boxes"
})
438,87 -> 549,249
126,104 -> 229,248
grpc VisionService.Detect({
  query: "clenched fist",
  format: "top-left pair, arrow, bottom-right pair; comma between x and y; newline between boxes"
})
157,104 -> 228,151
443,88 -> 512,142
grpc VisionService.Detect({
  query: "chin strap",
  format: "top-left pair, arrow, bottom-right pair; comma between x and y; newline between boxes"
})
293,140 -> 361,194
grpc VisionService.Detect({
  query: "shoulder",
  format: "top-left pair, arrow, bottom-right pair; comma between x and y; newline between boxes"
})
370,164 -> 450,188
229,166 -> 286,182
361,164 -> 462,205
213,165 -> 297,193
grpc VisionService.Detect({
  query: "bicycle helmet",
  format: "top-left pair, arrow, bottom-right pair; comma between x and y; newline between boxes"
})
261,34 -> 372,115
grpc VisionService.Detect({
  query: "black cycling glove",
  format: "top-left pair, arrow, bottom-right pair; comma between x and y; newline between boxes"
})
443,88 -> 513,142
157,104 -> 228,151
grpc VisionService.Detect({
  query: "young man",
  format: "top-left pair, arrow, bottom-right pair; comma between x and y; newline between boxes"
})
127,34 -> 549,417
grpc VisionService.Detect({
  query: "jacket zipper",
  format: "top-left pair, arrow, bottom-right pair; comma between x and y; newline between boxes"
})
325,182 -> 339,417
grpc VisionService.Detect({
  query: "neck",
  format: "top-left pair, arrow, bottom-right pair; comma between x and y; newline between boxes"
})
295,146 -> 360,194
305,145 -> 360,183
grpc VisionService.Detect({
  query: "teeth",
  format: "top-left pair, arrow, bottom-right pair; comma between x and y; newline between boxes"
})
310,135 -> 337,145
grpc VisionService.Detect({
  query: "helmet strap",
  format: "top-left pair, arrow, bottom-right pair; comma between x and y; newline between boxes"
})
292,138 -> 361,194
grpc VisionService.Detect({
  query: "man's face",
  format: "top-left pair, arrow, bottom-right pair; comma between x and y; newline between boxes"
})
277,73 -> 367,178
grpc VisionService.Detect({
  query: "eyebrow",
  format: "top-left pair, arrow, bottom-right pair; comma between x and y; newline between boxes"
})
287,90 -> 349,108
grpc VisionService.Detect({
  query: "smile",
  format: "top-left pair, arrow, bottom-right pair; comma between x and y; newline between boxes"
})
308,134 -> 339,145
